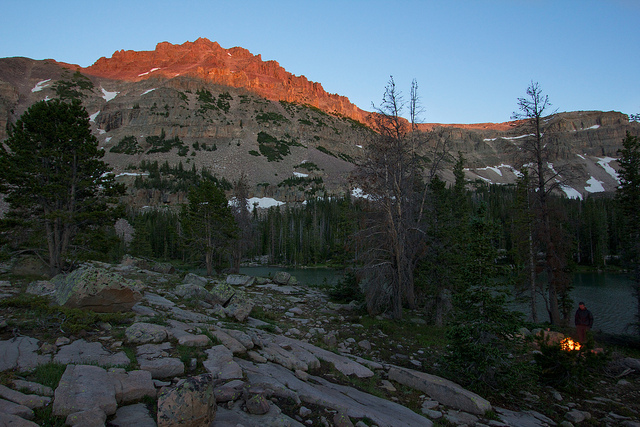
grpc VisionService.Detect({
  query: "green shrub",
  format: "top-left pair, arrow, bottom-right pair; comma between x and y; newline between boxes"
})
110,135 -> 142,155
256,112 -> 289,125
328,272 -> 363,304
534,336 -> 608,392
257,132 -> 302,162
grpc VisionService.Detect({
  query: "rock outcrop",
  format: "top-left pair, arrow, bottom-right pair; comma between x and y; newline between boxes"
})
1,259 -> 640,426
51,265 -> 142,312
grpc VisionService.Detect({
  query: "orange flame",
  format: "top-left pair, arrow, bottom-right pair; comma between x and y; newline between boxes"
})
560,337 -> 582,351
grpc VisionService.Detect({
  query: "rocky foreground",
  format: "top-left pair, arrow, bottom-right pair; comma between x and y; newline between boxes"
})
1,257 -> 640,426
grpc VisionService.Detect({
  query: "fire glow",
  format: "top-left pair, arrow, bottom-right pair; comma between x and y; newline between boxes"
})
560,337 -> 582,351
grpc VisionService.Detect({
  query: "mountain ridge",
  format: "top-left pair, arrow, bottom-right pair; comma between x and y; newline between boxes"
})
1,40 -> 639,206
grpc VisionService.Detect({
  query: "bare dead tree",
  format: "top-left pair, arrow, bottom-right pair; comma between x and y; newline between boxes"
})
352,77 -> 445,319
512,81 -> 573,325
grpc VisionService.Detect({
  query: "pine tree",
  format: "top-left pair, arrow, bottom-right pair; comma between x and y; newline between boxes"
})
0,99 -> 124,275
616,132 -> 640,334
180,181 -> 237,275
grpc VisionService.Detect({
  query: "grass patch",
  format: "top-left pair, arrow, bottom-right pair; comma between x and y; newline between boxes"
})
0,293 -> 134,335
26,362 -> 67,389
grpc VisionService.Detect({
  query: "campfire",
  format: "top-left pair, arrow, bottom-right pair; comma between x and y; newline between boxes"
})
560,337 -> 582,351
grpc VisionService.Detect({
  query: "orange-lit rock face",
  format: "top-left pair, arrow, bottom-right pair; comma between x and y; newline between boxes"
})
79,38 -> 372,125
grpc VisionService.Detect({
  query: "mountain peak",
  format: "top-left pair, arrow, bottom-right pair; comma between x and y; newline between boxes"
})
81,38 -> 370,124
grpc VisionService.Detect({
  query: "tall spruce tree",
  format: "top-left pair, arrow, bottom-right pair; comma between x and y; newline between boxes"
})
616,132 -> 640,334
180,180 -> 237,276
0,99 -> 123,275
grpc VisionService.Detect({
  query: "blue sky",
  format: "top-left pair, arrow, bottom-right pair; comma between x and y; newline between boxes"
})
1,0 -> 638,123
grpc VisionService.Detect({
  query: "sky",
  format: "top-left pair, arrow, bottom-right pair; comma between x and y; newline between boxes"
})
1,0 -> 638,124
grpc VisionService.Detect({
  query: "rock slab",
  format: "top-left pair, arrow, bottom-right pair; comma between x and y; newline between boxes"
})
52,364 -> 117,418
157,374 -> 216,427
388,365 -> 492,415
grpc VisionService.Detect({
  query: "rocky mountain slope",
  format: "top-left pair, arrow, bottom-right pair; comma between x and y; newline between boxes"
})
1,39 -> 639,206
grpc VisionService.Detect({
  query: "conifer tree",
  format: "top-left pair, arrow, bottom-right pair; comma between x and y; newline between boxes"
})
0,99 -> 123,275
616,132 -> 640,334
180,180 -> 237,275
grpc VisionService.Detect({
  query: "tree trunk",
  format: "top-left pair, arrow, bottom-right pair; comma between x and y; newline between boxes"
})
528,226 -> 538,323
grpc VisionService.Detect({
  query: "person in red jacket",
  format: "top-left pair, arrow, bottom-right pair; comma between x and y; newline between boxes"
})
575,302 -> 594,343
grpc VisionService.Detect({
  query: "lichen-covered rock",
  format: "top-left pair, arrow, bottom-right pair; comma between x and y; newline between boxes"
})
157,374 -> 216,427
209,282 -> 254,321
226,274 -> 255,286
51,265 -> 142,312
125,322 -> 168,344
273,271 -> 291,285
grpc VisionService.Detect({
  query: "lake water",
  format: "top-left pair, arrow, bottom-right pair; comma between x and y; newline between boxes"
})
239,267 -> 637,336
239,266 -> 344,287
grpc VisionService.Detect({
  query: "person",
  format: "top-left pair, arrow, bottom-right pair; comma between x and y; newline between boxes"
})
574,301 -> 594,343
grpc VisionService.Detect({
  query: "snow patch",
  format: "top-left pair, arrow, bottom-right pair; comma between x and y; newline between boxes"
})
31,79 -> 51,92
101,88 -> 119,102
473,164 -> 520,178
356,145 -> 363,149
105,137 -> 112,143
89,111 -> 100,122
141,88 -> 156,96
247,197 -> 285,209
576,154 -> 586,160
484,134 -> 534,142
138,68 -> 161,77
116,172 -> 149,178
585,177 -> 605,193
597,157 -> 619,183
293,172 -> 308,178
560,185 -> 583,200
351,187 -> 371,200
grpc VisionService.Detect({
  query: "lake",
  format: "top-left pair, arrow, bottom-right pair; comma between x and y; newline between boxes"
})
239,267 -> 637,335
239,266 -> 344,287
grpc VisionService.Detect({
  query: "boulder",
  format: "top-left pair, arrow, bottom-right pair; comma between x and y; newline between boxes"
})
52,365 -> 117,418
51,265 -> 142,312
182,273 -> 209,287
215,405 -> 306,427
25,280 -> 56,297
246,394 -> 270,415
174,283 -> 216,303
226,274 -> 255,286
157,374 -> 216,427
214,379 -> 245,402
225,300 -> 254,322
0,384 -> 51,409
0,412 -> 39,426
203,345 -> 243,380
273,271 -> 291,285
53,339 -> 130,367
10,255 -> 49,278
110,403 -> 157,427
65,408 -> 107,427
388,365 -> 491,415
137,358 -> 185,380
0,398 -> 34,420
177,334 -> 211,347
10,380 -> 53,397
0,337 -> 51,372
108,368 -> 157,403
125,322 -> 169,344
